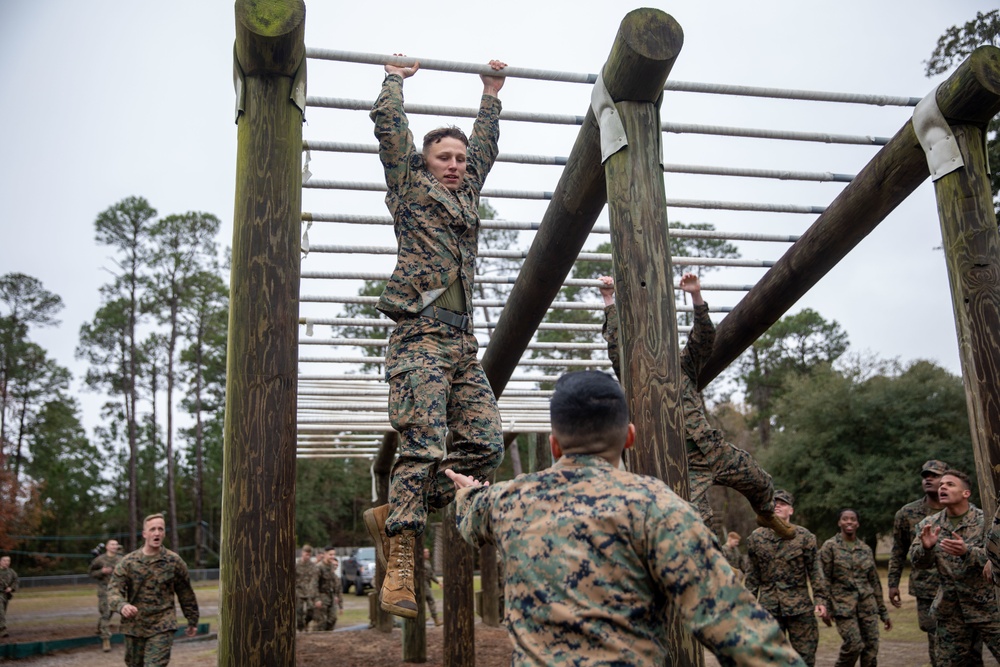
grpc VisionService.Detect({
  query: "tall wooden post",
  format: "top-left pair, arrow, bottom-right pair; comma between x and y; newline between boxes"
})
479,543 -> 500,626
602,50 -> 702,667
932,124 -> 1000,517
444,502 -> 476,666
605,100 -> 690,492
372,432 -> 397,632
221,2 -> 304,666
403,550 -> 427,662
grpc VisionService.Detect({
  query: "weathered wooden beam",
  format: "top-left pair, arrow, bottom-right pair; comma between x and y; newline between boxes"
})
699,46 -> 1000,387
480,8 -> 684,397
372,431 -> 396,633
933,124 -> 1000,518
221,3 -> 305,666
403,551 -> 427,662
443,502 -> 476,667
479,543 -> 501,627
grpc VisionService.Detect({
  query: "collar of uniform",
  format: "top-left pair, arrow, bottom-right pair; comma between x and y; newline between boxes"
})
554,454 -> 616,470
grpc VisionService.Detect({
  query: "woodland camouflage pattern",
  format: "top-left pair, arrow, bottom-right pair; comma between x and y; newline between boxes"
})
820,533 -> 889,667
295,558 -> 319,630
371,73 -> 500,321
603,302 -> 775,526
745,524 -> 829,666
372,72 -> 504,536
316,561 -> 342,630
0,563 -> 17,634
107,547 -> 198,657
90,551 -> 123,640
454,453 -> 807,666
911,506 -> 1000,665
889,495 -> 945,664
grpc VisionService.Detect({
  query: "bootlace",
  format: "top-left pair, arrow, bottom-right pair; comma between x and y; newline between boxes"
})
396,534 -> 414,584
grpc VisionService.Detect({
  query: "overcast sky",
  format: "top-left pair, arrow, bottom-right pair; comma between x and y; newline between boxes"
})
0,1 -> 995,436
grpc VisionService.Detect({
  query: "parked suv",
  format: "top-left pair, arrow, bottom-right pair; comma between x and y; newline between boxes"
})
341,546 -> 376,595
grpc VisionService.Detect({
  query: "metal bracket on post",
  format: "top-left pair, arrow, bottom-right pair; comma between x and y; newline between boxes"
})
913,85 -> 964,181
232,44 -> 246,124
591,70 -> 628,164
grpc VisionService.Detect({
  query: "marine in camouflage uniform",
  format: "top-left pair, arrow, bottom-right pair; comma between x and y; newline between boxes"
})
315,551 -> 343,631
721,532 -> 746,580
887,459 -> 958,667
364,58 -> 507,619
819,510 -> 891,667
90,539 -> 124,650
107,515 -> 199,667
745,490 -> 829,667
295,546 -> 320,631
910,470 -> 1000,667
0,556 -> 18,638
600,274 -> 788,537
448,370 -> 806,666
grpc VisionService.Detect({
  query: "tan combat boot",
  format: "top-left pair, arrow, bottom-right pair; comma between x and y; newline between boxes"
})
102,638 -> 111,652
363,504 -> 391,570
433,615 -> 442,627
756,512 -> 796,540
380,530 -> 418,618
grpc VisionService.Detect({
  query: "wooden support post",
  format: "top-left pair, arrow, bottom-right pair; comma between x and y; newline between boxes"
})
932,124 -> 1000,518
443,502 -> 476,666
533,432 -> 550,472
403,550 -> 427,662
605,100 -> 690,492
480,8 -> 684,398
479,543 -> 500,627
372,431 -> 397,632
699,46 -> 1000,388
221,2 -> 304,666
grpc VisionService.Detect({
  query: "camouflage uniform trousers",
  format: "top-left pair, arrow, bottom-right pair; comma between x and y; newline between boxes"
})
833,612 -> 880,667
314,594 -> 337,631
774,612 -> 819,667
96,588 -> 119,640
124,631 -> 173,667
296,597 -> 316,631
934,613 -> 1000,667
386,318 -> 503,536
0,593 -> 9,634
687,427 -> 774,532
916,596 -> 939,667
423,580 -> 438,621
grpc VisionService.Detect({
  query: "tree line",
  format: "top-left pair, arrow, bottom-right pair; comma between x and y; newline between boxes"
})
1,196 -> 229,573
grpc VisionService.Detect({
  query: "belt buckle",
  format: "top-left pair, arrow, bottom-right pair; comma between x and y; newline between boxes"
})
458,313 -> 470,333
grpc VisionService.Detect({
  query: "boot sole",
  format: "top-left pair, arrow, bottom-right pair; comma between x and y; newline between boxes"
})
363,509 -> 388,571
381,597 -> 418,619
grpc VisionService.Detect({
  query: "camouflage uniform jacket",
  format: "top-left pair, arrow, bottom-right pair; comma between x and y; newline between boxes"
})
988,501 -> 1000,586
721,544 -> 746,574
370,73 -> 501,322
745,525 -> 829,617
107,548 -> 199,637
603,302 -> 717,449
89,552 -> 123,589
295,559 -> 319,600
0,566 -> 17,598
910,506 -> 998,623
318,562 -> 341,600
888,496 -> 942,598
819,534 -> 889,621
455,454 -> 806,666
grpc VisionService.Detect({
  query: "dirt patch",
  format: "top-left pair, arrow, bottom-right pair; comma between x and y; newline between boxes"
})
11,623 -> 999,667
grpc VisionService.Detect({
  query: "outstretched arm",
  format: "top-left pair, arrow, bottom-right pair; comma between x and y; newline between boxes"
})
370,54 -> 419,195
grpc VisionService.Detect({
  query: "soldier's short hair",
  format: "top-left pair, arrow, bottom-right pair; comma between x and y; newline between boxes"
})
838,508 -> 859,520
302,544 -> 313,553
726,531 -> 740,542
143,513 -> 165,527
940,469 -> 972,490
550,371 -> 629,454
422,126 -> 469,155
